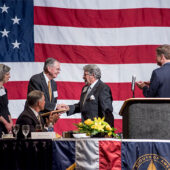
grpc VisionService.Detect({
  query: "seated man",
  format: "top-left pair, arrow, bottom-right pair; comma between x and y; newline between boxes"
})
16,90 -> 60,138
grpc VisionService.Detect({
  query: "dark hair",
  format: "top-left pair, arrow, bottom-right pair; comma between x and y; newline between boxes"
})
156,44 -> 170,59
27,90 -> 44,107
0,64 -> 11,81
43,58 -> 59,72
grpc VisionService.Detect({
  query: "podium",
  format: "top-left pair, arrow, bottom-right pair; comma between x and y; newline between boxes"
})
119,98 -> 170,139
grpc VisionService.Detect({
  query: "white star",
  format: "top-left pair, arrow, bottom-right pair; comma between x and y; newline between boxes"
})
11,16 -> 21,24
0,29 -> 10,37
0,4 -> 9,13
12,40 -> 21,49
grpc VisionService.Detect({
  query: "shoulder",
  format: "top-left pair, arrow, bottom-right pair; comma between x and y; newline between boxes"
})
152,66 -> 167,76
98,80 -> 110,90
30,72 -> 42,81
17,108 -> 33,121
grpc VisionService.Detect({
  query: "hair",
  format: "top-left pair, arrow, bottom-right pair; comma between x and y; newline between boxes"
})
156,44 -> 170,60
83,64 -> 101,79
27,90 -> 44,107
43,58 -> 59,72
0,64 -> 11,81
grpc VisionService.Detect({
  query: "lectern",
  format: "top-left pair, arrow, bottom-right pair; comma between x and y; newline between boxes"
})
119,98 -> 170,139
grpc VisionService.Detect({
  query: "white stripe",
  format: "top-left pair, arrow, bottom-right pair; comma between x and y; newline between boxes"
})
9,99 -> 122,119
2,62 -> 157,82
34,26 -> 170,46
34,0 -> 170,9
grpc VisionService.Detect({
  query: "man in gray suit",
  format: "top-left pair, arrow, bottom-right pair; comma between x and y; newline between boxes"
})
28,58 -> 60,113
137,44 -> 170,97
63,64 -> 114,127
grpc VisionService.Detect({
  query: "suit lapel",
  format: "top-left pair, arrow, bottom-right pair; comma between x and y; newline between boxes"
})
81,80 -> 101,107
40,73 -> 51,101
86,80 -> 101,100
80,86 -> 89,107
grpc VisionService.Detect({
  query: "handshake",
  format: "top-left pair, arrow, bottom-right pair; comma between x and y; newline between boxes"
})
56,104 -> 70,113
43,104 -> 70,125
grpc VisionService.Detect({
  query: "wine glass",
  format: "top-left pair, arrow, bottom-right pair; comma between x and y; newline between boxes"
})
35,124 -> 42,132
22,125 -> 30,139
13,124 -> 20,138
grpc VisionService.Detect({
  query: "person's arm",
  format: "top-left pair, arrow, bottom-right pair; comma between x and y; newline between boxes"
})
67,103 -> 81,116
0,116 -> 12,132
8,115 -> 13,127
99,85 -> 114,127
143,71 -> 160,97
28,77 -> 42,94
28,78 -> 57,111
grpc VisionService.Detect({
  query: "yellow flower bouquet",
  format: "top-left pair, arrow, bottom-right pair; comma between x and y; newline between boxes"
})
74,117 -> 119,138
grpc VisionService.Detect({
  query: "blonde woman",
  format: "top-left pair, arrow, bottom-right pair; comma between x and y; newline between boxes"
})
0,64 -> 13,137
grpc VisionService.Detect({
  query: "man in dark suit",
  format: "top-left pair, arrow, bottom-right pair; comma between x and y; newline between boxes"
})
63,64 -> 114,127
27,58 -> 60,113
16,90 -> 55,138
137,44 -> 170,97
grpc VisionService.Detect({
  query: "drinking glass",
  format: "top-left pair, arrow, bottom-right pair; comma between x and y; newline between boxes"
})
22,125 -> 30,139
35,124 -> 42,132
13,124 -> 20,138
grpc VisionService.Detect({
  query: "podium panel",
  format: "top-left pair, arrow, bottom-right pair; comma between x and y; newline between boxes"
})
120,98 -> 170,139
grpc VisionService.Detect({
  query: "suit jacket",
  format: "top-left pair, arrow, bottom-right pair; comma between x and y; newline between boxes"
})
16,106 -> 45,138
27,72 -> 57,113
143,62 -> 170,97
67,80 -> 114,127
0,89 -> 10,137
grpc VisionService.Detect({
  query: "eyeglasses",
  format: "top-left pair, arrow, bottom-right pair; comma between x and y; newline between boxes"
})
56,68 -> 61,71
83,73 -> 89,77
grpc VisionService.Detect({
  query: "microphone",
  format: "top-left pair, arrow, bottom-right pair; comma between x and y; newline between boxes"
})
131,75 -> 136,98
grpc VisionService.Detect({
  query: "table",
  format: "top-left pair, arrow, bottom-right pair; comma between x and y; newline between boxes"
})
1,138 -> 170,170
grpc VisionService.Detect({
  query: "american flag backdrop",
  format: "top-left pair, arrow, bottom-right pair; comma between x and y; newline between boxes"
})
1,0 -> 170,134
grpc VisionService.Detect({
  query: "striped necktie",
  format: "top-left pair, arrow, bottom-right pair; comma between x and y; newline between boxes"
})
83,86 -> 91,105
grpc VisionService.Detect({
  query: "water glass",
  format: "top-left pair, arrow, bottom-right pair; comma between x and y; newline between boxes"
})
13,124 -> 20,138
22,125 -> 30,139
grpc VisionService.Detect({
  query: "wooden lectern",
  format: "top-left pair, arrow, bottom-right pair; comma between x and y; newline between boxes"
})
119,98 -> 170,139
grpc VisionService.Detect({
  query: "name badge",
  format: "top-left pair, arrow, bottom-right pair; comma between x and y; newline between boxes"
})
53,91 -> 58,98
0,89 -> 6,96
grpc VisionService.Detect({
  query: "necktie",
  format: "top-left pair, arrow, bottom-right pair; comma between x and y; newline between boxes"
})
48,80 -> 52,102
83,86 -> 91,105
37,115 -> 41,124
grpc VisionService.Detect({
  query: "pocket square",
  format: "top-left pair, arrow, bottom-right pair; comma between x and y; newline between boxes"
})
90,95 -> 95,100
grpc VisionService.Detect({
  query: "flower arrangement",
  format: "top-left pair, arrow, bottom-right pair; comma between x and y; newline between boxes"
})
74,117 -> 119,138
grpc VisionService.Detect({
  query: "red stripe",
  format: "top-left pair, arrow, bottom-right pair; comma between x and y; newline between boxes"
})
35,44 -> 158,64
5,81 -> 144,100
99,141 -> 121,170
34,7 -> 170,28
13,118 -> 122,135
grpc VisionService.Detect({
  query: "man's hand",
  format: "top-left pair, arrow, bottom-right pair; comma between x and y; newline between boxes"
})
136,81 -> 147,89
5,122 -> 13,132
144,81 -> 150,86
52,113 -> 61,124
46,112 -> 61,125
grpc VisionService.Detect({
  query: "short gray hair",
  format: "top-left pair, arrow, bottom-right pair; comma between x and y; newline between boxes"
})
83,64 -> 101,79
0,64 -> 11,81
27,90 -> 44,107
43,58 -> 59,72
